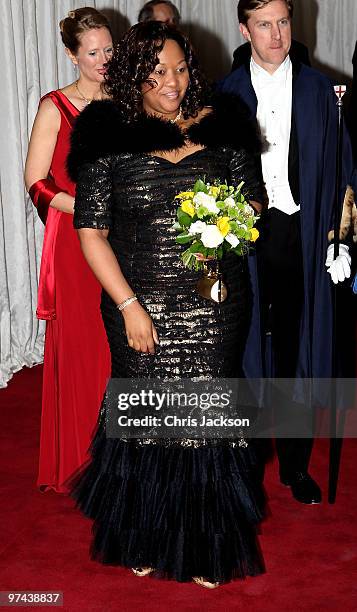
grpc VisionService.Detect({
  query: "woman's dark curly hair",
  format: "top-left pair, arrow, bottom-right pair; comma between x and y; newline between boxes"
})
104,21 -> 208,123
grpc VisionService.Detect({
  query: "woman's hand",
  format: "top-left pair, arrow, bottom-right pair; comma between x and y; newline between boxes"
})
77,230 -> 158,353
122,300 -> 159,354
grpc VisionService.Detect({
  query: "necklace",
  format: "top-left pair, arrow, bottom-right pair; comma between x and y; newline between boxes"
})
170,106 -> 183,124
75,80 -> 93,105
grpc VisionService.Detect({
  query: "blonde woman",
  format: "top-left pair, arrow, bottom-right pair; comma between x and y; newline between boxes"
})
25,8 -> 112,493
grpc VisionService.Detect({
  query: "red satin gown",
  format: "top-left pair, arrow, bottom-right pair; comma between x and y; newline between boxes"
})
37,91 -> 111,493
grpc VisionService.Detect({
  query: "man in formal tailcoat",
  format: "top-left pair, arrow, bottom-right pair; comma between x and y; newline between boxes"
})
220,0 -> 354,504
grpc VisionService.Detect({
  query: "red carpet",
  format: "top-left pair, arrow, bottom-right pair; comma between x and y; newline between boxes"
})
1,366 -> 356,611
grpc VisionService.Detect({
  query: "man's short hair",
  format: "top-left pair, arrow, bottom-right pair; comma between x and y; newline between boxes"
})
138,1 -> 181,26
238,0 -> 294,25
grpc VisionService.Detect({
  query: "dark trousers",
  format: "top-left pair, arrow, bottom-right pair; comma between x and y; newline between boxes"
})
257,208 -> 313,477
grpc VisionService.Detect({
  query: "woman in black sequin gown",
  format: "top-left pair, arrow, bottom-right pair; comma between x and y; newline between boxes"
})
67,22 -> 266,587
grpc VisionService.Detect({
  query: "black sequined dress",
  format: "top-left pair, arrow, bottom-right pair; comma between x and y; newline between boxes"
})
68,98 -> 266,583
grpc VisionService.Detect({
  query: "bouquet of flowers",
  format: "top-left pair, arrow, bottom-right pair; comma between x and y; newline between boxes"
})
173,178 -> 259,272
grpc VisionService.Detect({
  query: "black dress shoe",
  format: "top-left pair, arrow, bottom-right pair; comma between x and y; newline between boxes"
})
280,472 -> 322,504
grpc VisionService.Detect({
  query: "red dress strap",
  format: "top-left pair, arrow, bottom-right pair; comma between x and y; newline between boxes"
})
41,90 -> 79,128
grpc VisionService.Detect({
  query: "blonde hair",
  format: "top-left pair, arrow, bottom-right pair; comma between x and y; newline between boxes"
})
59,7 -> 111,53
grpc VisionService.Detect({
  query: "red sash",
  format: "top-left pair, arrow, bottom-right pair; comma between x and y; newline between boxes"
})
35,91 -> 78,320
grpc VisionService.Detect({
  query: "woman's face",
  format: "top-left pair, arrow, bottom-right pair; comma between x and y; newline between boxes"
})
69,27 -> 113,83
141,39 -> 189,120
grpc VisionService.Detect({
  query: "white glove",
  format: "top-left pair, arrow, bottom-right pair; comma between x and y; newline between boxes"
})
325,243 -> 351,284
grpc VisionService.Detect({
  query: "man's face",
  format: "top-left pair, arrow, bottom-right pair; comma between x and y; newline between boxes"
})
240,0 -> 292,73
152,3 -> 176,25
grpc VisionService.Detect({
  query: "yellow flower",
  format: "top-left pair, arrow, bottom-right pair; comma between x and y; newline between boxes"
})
175,191 -> 194,200
250,228 -> 260,242
209,186 -> 220,198
217,216 -> 230,237
181,200 -> 195,217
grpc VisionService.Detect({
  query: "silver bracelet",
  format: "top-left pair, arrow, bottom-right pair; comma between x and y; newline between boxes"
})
116,295 -> 138,311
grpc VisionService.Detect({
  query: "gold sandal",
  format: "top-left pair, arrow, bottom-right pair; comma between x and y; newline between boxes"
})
131,567 -> 154,577
192,576 -> 220,589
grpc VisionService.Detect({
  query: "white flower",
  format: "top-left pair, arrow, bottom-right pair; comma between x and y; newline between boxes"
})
188,220 -> 207,235
193,192 -> 220,215
224,197 -> 236,208
243,204 -> 253,217
240,223 -> 247,230
225,233 -> 240,248
201,225 -> 224,248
